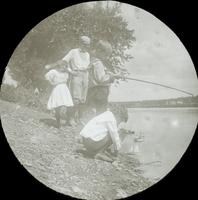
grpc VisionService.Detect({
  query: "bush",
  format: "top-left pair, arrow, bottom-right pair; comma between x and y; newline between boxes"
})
9,2 -> 135,89
0,84 -> 48,112
0,84 -> 20,102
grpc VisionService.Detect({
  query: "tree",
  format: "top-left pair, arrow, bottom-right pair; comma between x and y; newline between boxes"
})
8,1 -> 136,89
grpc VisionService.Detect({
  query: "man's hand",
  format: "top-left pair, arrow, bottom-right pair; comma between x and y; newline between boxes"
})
119,128 -> 135,135
111,148 -> 119,157
69,70 -> 78,76
108,71 -> 125,80
113,73 -> 122,79
45,64 -> 51,70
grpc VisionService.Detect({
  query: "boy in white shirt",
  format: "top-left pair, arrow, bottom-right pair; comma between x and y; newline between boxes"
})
79,105 -> 128,162
86,40 -> 121,115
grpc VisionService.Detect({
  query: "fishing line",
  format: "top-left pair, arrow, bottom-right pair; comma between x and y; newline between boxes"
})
122,77 -> 194,97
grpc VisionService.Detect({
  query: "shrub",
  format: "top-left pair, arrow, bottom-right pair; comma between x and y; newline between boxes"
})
0,84 -> 48,112
0,84 -> 19,102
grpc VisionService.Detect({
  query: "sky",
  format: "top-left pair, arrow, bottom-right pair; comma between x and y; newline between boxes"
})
109,2 -> 198,101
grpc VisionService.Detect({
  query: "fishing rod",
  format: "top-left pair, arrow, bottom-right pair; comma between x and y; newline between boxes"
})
118,76 -> 194,97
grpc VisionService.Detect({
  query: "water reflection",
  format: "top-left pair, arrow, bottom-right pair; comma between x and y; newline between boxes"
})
121,108 -> 198,181
171,119 -> 179,127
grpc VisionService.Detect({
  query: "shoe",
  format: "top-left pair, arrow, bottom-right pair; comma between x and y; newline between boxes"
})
54,122 -> 60,129
104,150 -> 118,159
68,119 -> 77,127
78,119 -> 85,126
95,152 -> 114,163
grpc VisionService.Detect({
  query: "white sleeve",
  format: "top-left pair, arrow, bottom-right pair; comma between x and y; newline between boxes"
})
45,70 -> 53,81
62,49 -> 73,62
106,121 -> 121,150
45,70 -> 56,84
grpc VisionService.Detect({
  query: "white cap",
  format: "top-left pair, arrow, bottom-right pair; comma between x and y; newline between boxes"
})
80,36 -> 91,45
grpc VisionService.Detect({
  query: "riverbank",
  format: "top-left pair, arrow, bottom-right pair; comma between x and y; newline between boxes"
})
0,99 -> 154,200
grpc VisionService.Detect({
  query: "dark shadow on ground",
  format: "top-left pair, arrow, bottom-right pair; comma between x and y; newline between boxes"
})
39,118 -> 58,128
75,149 -> 96,159
75,148 -> 115,163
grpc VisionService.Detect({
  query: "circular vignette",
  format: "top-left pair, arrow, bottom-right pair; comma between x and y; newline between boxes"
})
1,1 -> 198,200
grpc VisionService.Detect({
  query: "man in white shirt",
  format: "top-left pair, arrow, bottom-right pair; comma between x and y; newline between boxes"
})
79,105 -> 129,162
45,36 -> 91,126
62,38 -> 90,102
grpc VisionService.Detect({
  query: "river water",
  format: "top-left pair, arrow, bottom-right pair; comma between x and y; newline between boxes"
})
120,107 -> 198,181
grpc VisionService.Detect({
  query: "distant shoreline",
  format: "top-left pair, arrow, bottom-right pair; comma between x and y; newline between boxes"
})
109,95 -> 198,109
126,106 -> 198,110
109,102 -> 198,109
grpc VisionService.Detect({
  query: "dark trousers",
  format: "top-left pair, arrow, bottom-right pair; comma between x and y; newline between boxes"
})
82,134 -> 112,156
86,86 -> 110,113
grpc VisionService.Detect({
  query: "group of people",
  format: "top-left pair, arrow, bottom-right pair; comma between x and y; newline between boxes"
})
45,36 -> 128,162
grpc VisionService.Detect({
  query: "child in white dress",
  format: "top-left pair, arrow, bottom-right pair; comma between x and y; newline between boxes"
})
45,65 -> 73,128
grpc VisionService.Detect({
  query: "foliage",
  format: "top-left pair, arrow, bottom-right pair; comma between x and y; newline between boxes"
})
8,1 -> 135,89
0,84 -> 49,112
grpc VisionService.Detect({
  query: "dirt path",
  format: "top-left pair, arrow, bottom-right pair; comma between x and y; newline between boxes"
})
0,99 -> 153,200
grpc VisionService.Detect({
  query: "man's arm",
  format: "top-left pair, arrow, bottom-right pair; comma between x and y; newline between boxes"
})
45,59 -> 76,75
45,60 -> 67,70
93,61 -> 115,84
93,61 -> 124,85
45,49 -> 73,72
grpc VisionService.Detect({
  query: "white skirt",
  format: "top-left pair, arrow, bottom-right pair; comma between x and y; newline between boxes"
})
47,83 -> 73,110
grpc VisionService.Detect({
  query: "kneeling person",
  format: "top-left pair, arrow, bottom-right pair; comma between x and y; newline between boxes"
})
79,105 -> 128,162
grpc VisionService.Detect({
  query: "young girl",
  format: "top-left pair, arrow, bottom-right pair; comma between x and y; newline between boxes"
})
45,65 -> 73,128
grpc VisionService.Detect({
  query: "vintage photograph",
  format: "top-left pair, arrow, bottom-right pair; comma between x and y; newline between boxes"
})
0,1 -> 198,199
